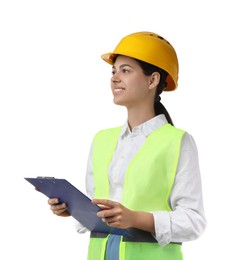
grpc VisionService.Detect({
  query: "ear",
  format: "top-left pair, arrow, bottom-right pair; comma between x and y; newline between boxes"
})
149,72 -> 160,90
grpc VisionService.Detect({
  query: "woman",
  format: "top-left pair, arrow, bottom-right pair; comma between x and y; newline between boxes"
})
48,31 -> 206,260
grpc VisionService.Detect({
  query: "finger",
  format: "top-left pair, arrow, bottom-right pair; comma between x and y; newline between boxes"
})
102,215 -> 118,223
52,205 -> 68,215
50,202 -> 67,211
48,198 -> 59,205
92,199 -> 116,208
106,221 -> 118,227
97,208 -> 114,218
53,208 -> 66,215
99,205 -> 111,210
104,218 -> 119,228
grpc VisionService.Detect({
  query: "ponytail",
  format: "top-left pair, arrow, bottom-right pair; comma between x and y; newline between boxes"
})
154,95 -> 174,126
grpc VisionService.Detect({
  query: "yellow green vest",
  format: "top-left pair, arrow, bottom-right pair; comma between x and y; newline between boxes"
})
88,123 -> 185,260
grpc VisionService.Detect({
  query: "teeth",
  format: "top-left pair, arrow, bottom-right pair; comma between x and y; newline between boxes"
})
114,88 -> 124,92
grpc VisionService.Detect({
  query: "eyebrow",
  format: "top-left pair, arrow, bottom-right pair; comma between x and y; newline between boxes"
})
112,64 -> 134,70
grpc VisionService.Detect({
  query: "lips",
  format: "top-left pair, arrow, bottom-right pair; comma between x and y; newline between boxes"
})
113,87 -> 126,94
114,88 -> 125,92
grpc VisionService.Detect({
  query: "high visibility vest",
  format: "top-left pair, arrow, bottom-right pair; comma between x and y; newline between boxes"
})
88,123 -> 185,260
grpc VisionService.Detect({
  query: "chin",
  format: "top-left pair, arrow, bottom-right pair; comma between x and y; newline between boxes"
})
113,98 -> 125,106
113,102 -> 125,107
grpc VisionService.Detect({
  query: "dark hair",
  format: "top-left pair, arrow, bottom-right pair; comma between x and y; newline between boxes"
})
134,59 -> 174,126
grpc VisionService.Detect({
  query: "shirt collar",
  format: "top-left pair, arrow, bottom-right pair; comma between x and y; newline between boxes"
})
120,114 -> 168,139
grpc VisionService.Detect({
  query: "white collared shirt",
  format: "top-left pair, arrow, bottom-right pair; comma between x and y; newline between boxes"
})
76,114 -> 206,247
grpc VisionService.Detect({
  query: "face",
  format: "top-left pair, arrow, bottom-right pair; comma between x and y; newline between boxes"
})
111,55 -> 154,109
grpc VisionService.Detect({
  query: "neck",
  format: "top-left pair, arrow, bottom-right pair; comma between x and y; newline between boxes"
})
127,106 -> 155,130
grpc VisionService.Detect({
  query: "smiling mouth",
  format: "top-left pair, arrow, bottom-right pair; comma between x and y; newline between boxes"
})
114,88 -> 125,93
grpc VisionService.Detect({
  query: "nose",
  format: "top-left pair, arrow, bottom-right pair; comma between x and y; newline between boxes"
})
111,73 -> 121,83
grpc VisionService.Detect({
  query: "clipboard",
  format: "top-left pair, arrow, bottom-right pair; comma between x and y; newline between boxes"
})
24,177 -> 132,237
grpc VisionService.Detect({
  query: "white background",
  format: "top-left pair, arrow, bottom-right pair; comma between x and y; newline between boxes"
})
1,0 -> 244,259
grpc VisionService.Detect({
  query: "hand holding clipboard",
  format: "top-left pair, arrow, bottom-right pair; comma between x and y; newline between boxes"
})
25,177 -> 132,237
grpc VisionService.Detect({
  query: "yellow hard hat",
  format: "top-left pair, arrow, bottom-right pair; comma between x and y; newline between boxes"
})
101,31 -> 179,91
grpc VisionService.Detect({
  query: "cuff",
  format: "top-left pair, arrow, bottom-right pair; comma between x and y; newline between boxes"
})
74,219 -> 89,234
152,211 -> 171,247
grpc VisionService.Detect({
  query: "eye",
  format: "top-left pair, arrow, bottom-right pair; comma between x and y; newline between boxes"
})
122,68 -> 130,73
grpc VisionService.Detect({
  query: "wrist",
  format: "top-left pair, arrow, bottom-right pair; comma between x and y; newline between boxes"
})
130,211 -> 155,234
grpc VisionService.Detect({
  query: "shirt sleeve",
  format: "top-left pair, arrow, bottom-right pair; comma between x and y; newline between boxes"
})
85,143 -> 95,199
75,143 -> 94,234
152,132 -> 207,247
